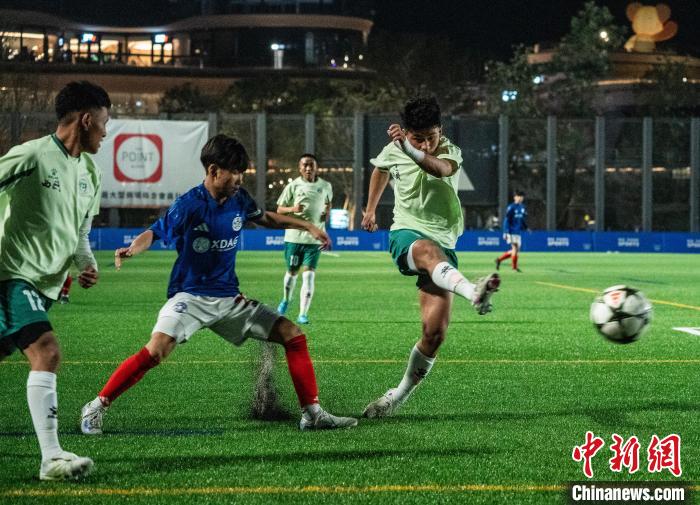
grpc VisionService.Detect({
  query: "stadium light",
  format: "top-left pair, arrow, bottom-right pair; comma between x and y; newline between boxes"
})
154,33 -> 169,44
501,90 -> 518,102
599,30 -> 610,42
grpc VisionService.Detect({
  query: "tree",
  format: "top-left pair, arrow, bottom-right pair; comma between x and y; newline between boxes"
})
485,1 -> 626,117
158,83 -> 216,113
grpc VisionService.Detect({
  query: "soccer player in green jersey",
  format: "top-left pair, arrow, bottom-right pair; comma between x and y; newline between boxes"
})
276,154 -> 333,324
0,81 -> 110,480
360,96 -> 501,418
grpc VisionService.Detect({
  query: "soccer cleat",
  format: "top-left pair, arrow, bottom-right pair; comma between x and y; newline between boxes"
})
495,258 -> 501,271
299,408 -> 358,430
362,388 -> 401,418
277,300 -> 288,316
39,451 -> 94,481
59,293 -> 70,304
296,314 -> 309,325
472,273 -> 501,315
515,268 -> 523,273
80,399 -> 107,435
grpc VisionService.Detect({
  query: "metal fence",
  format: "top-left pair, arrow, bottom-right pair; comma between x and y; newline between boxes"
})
1,112 -> 698,232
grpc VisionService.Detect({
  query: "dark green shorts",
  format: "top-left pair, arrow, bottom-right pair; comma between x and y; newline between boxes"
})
389,229 -> 458,289
284,242 -> 322,271
0,279 -> 53,357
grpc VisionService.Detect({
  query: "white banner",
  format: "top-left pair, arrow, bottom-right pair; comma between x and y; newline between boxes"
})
93,119 -> 209,207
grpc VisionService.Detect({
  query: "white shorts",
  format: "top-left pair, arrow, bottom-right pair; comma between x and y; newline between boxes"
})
504,233 -> 522,246
153,292 -> 281,346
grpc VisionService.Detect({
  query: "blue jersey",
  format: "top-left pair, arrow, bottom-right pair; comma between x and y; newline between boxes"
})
503,203 -> 528,234
150,184 -> 263,298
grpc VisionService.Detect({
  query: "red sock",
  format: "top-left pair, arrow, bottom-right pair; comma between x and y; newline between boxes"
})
99,347 -> 160,404
61,275 -> 72,295
283,335 -> 319,407
498,251 -> 512,262
512,253 -> 519,270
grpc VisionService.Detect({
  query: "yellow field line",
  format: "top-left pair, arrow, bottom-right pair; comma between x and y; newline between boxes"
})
0,483 -> 565,497
536,281 -> 700,312
3,358 -> 700,366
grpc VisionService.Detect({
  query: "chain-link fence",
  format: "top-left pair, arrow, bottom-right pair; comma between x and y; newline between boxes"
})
0,112 -> 698,232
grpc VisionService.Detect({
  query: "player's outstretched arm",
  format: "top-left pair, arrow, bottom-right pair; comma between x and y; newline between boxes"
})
361,168 -> 389,232
114,230 -> 154,270
257,211 -> 331,250
276,204 -> 304,214
388,123 -> 456,178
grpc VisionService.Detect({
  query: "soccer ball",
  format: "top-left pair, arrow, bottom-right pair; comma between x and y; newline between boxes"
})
589,285 -> 652,343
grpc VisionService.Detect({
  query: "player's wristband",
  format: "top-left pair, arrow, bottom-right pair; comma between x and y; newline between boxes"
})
399,139 -> 425,163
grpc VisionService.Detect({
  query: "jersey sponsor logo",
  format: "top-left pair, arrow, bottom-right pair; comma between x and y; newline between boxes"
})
193,223 -> 209,232
192,237 -> 211,253
41,168 -> 61,192
114,133 -> 163,183
173,301 -> 188,313
211,237 -> 239,252
232,216 -> 243,231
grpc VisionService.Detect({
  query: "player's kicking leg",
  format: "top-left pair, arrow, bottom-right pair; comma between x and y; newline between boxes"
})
23,331 -> 94,480
364,284 -> 450,418
267,317 -> 357,430
80,332 -> 171,435
407,239 -> 500,315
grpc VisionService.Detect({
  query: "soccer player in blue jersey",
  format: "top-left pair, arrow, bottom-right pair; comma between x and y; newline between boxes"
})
80,135 -> 357,432
496,190 -> 528,272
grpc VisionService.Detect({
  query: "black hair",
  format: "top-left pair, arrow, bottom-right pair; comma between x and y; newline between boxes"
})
400,95 -> 441,131
55,81 -> 111,121
299,153 -> 318,163
514,189 -> 525,197
200,134 -> 250,173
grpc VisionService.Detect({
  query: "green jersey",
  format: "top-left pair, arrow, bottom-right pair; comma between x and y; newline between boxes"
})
277,176 -> 332,245
0,134 -> 101,299
370,137 -> 464,249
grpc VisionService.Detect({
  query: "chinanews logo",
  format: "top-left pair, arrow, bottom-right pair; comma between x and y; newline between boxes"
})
114,133 -> 163,183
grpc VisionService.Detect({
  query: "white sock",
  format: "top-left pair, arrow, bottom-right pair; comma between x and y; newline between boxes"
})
303,403 -> 322,417
394,345 -> 436,403
430,261 -> 475,300
299,271 -> 315,316
283,272 -> 297,302
27,371 -> 62,461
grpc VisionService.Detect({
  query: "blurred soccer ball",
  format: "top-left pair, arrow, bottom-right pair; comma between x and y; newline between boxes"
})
589,285 -> 652,344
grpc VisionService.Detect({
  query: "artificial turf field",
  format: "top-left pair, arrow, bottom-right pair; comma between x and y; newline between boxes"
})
1,250 -> 699,504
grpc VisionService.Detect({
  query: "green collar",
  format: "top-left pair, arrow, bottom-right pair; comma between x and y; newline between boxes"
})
51,134 -> 79,159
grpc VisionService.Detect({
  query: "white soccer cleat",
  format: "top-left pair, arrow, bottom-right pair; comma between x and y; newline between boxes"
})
80,399 -> 107,435
472,273 -> 501,315
40,451 -> 94,481
362,388 -> 401,418
299,408 -> 358,430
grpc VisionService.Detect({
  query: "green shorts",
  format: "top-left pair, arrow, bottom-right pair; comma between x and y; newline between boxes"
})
284,242 -> 321,271
389,229 -> 459,289
0,279 -> 53,357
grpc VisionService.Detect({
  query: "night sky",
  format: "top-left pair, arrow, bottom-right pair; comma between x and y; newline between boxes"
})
1,0 -> 699,58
